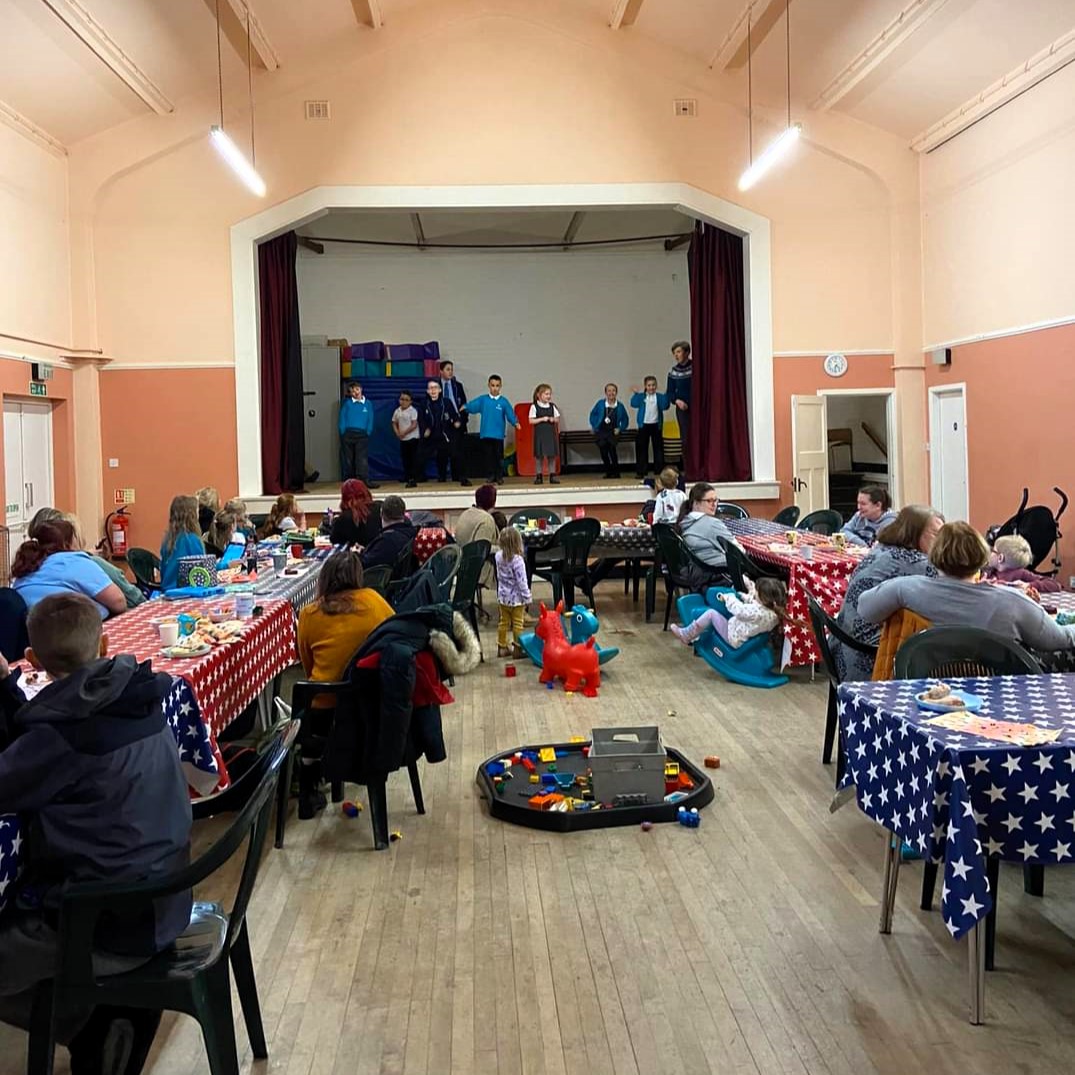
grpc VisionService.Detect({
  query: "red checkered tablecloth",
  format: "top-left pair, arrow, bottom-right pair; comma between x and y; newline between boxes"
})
737,533 -> 863,666
102,597 -> 297,737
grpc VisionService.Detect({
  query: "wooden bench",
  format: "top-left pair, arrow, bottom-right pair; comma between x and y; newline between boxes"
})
558,430 -> 683,473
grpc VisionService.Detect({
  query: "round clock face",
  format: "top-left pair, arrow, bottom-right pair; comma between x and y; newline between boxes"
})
824,353 -> 848,378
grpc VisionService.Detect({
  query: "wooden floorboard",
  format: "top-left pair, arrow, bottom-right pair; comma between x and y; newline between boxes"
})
5,584 -> 1075,1074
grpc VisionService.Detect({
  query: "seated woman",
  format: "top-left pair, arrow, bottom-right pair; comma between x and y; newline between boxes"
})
833,505 -> 944,682
329,479 -> 382,547
195,485 -> 220,537
207,510 -> 247,565
454,484 -> 500,588
159,495 -> 205,590
858,521 -> 1075,655
12,520 -> 127,618
840,484 -> 898,547
982,534 -> 1061,593
677,483 -> 736,571
296,550 -> 395,817
258,494 -> 305,539
222,497 -> 254,539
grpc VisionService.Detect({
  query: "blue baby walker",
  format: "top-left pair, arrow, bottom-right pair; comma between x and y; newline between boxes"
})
676,587 -> 788,689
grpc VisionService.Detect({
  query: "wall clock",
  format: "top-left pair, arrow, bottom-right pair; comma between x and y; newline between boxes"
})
824,353 -> 848,378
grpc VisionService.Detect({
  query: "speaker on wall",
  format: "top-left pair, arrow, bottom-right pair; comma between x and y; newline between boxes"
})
930,347 -> 952,366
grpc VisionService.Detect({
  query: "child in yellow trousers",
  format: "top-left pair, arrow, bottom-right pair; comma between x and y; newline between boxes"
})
494,527 -> 531,658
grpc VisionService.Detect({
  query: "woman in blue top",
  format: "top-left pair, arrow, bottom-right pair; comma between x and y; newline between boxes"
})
12,519 -> 127,618
160,495 -> 206,590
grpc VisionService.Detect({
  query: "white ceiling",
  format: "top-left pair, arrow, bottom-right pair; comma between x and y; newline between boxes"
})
0,0 -> 1072,149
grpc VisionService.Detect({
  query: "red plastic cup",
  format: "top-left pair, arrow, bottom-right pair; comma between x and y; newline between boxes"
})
537,518 -> 547,531
505,663 -> 517,678
290,544 -> 304,558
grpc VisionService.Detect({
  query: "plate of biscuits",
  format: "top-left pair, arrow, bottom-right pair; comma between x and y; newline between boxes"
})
915,681 -> 983,713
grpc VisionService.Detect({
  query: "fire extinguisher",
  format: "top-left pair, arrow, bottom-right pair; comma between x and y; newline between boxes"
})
103,506 -> 131,558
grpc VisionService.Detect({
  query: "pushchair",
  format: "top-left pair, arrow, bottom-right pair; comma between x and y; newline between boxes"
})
986,487 -> 1068,577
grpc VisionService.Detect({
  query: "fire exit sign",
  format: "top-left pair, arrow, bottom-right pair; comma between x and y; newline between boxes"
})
114,488 -> 135,505
29,381 -> 47,397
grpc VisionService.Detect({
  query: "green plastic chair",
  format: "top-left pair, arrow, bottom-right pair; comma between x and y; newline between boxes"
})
548,518 -> 601,610
127,547 -> 162,596
797,509 -> 844,535
772,505 -> 800,527
362,564 -> 392,596
715,502 -> 748,520
27,719 -> 298,1075
652,524 -> 728,630
453,540 -> 491,658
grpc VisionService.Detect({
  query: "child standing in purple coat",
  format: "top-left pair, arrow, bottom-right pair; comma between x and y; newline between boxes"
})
495,526 -> 531,658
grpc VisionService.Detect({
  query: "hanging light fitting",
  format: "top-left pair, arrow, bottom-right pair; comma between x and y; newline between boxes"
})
738,0 -> 801,191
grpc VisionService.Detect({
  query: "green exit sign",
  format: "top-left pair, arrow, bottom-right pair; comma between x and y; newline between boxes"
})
29,381 -> 47,397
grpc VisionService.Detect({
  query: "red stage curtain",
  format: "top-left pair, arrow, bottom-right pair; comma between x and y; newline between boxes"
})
686,222 -> 752,481
258,231 -> 306,493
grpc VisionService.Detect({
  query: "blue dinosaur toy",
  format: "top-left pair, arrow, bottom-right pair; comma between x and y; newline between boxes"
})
519,603 -> 620,667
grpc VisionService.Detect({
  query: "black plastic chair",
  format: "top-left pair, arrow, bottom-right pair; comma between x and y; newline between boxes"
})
28,720 -> 298,1075
651,524 -> 727,630
716,538 -> 779,595
127,548 -> 162,597
894,625 -> 1044,971
797,509 -> 844,535
291,681 -> 425,851
773,505 -> 801,527
362,563 -> 392,596
508,508 -> 561,528
389,539 -> 415,582
715,502 -> 748,520
453,540 -> 491,658
424,544 -> 462,602
0,587 -> 29,661
805,593 -> 877,776
548,518 -> 601,610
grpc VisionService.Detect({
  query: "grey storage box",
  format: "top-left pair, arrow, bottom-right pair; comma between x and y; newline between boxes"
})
589,726 -> 665,805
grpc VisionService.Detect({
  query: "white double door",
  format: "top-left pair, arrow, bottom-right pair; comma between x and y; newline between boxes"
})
4,400 -> 54,551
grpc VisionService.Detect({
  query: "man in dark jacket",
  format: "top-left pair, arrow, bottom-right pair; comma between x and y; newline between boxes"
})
360,495 -> 418,574
0,593 -> 192,1074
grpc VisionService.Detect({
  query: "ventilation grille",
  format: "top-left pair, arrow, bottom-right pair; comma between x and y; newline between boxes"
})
673,99 -> 697,117
305,100 -> 331,120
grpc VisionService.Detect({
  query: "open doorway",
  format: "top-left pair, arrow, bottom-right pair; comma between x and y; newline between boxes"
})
821,390 -> 897,519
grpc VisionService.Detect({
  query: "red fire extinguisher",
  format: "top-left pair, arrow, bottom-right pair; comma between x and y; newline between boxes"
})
104,506 -> 131,558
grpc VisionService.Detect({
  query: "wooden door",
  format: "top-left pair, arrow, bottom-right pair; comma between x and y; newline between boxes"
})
791,395 -> 829,515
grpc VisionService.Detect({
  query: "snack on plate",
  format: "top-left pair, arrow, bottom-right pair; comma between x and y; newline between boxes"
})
923,682 -> 951,701
167,634 -> 209,656
934,695 -> 966,708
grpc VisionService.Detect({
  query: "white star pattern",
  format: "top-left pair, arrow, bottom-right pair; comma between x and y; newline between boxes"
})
960,894 -> 985,919
950,857 -> 972,880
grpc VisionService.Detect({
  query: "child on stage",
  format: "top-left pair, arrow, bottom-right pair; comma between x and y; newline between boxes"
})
529,383 -> 561,485
630,376 -> 669,480
463,374 -> 518,484
589,383 -> 629,479
392,390 -> 421,488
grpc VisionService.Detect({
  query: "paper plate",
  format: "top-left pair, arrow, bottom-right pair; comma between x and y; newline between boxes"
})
161,643 -> 211,659
916,689 -> 983,713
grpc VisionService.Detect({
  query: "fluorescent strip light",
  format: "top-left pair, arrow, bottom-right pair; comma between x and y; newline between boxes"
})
209,126 -> 266,197
737,123 -> 801,191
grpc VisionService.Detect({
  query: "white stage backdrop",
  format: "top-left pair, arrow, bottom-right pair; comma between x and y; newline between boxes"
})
297,245 -> 690,433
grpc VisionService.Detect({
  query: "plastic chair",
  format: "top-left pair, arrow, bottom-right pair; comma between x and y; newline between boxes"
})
290,681 -> 426,850
675,589 -> 787,688
651,524 -> 727,631
893,625 -> 1043,971
453,540 -> 491,658
389,539 -> 415,582
362,563 -> 392,596
28,720 -> 298,1075
508,508 -> 561,528
127,548 -> 162,596
893,626 -> 1043,679
797,509 -> 844,535
424,543 -> 462,602
716,538 -> 779,595
0,587 -> 29,661
805,592 -> 877,773
773,505 -> 801,527
715,502 -> 748,520
548,518 -> 601,610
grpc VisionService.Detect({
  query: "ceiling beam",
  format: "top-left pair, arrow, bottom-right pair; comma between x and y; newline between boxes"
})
223,0 -> 280,71
708,0 -> 786,71
811,0 -> 949,112
351,0 -> 383,30
0,98 -> 67,157
39,0 -> 174,114
609,0 -> 644,30
411,213 -> 426,248
910,26 -> 1075,153
561,211 -> 584,249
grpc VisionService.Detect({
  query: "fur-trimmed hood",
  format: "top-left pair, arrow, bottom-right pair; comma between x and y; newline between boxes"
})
430,612 -> 482,675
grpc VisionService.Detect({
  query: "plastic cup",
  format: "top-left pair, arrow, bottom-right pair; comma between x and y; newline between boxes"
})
159,621 -> 179,646
235,593 -> 255,619
290,544 -> 304,559
537,518 -> 548,530
272,551 -> 287,572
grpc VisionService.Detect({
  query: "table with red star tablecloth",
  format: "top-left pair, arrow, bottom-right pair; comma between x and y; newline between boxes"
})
731,531 -> 865,666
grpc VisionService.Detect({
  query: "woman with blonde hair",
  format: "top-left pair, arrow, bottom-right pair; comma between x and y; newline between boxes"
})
194,486 -> 220,536
258,494 -> 305,539
159,495 -> 205,590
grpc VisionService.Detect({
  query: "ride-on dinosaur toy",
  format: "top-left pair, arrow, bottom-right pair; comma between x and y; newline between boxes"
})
519,603 -> 619,667
534,601 -> 601,696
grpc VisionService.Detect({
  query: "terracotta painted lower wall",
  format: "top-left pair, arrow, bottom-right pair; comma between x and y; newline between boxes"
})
99,368 -> 239,551
925,322 -> 1075,574
0,356 -> 75,517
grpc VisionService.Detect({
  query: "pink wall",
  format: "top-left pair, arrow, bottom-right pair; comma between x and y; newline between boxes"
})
925,322 -> 1075,572
98,368 -> 238,551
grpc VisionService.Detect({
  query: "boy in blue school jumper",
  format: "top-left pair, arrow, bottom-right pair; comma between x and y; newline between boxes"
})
630,376 -> 669,479
589,383 -> 629,479
338,380 -> 379,488
463,375 -> 518,484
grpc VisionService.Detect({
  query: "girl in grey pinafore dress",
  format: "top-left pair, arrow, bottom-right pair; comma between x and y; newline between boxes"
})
529,383 -> 561,484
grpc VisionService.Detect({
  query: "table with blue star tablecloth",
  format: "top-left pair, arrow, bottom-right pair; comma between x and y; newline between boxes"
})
837,673 -> 1075,1022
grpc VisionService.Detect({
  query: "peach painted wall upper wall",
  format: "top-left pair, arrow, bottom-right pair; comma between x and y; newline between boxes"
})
0,125 -> 71,355
70,0 -> 915,369
920,61 -> 1075,346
